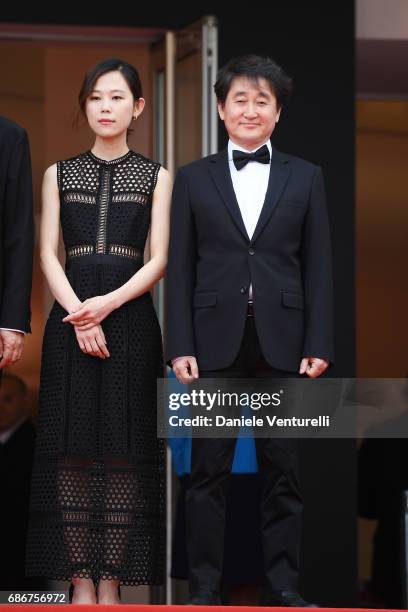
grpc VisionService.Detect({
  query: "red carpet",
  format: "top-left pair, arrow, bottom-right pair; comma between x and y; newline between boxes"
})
0,606 -> 401,611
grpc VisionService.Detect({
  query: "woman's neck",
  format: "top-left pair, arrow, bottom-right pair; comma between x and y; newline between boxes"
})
91,137 -> 129,161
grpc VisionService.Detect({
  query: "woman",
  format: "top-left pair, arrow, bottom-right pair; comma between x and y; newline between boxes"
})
26,58 -> 171,604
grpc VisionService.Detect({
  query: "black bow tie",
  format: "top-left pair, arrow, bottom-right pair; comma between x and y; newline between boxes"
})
232,144 -> 270,170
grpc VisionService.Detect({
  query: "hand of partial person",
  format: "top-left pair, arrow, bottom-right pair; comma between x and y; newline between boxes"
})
299,356 -> 329,378
0,330 -> 25,368
63,295 -> 118,329
173,356 -> 199,384
74,323 -> 110,359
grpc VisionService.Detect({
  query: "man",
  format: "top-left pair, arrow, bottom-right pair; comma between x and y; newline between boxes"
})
0,117 -> 34,380
166,55 -> 334,606
0,372 -> 41,590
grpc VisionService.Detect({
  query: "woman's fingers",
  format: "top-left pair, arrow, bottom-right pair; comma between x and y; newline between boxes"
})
74,321 -> 95,331
90,337 -> 105,359
76,326 -> 109,359
96,334 -> 110,358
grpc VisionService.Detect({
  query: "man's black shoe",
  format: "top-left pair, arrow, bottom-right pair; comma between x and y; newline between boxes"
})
186,589 -> 221,605
261,590 -> 318,607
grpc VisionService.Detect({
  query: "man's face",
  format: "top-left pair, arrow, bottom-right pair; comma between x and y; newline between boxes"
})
0,378 -> 26,433
218,76 -> 281,150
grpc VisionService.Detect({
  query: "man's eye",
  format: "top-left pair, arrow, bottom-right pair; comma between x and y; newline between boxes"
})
257,101 -> 267,105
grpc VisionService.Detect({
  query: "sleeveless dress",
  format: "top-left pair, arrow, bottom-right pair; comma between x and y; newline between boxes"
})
26,149 -> 165,585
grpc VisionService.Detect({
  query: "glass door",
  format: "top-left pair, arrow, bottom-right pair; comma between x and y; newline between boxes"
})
150,16 -> 218,604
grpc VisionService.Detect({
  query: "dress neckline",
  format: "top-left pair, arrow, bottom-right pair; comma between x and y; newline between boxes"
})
87,149 -> 134,165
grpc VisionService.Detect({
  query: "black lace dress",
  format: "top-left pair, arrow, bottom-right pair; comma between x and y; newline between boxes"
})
26,150 -> 165,585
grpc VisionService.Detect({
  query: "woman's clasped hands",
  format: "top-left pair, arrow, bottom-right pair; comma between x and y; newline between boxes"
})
62,294 -> 120,359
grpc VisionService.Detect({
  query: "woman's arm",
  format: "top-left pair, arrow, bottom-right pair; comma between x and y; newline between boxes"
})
41,164 -> 109,359
40,164 -> 82,313
63,167 -> 172,328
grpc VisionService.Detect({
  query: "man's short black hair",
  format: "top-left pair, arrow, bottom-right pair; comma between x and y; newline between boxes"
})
214,54 -> 293,109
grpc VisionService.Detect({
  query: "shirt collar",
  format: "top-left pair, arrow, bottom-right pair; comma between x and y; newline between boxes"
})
228,138 -> 272,161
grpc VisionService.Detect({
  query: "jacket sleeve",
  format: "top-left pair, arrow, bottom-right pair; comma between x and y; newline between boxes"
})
0,128 -> 34,332
164,167 -> 197,366
301,166 -> 335,364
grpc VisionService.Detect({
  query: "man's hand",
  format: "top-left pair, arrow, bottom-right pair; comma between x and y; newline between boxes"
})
0,330 -> 25,368
173,356 -> 199,384
63,294 -> 119,329
74,324 -> 110,359
299,356 -> 329,378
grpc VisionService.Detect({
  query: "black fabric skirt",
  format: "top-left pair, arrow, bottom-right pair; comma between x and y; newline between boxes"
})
26,256 -> 165,585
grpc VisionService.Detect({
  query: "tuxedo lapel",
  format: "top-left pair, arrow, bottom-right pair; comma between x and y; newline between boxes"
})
250,148 -> 291,244
208,148 -> 250,242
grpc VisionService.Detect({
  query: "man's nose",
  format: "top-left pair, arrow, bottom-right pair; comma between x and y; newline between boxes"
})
244,103 -> 258,117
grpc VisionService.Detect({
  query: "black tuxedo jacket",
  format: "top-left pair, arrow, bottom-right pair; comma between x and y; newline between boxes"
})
165,146 -> 334,372
0,117 -> 33,333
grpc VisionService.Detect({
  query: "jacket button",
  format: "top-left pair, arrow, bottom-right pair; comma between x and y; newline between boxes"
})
248,248 -> 255,255
240,286 -> 248,294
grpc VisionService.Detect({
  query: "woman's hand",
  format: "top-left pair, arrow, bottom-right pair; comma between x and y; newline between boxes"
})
63,294 -> 120,329
75,323 -> 110,359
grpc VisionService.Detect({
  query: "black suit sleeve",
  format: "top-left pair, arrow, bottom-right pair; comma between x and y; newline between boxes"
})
0,128 -> 34,332
301,167 -> 335,363
165,167 -> 197,366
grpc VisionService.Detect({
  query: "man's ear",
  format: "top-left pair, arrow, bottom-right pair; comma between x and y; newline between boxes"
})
276,106 -> 282,123
217,102 -> 225,121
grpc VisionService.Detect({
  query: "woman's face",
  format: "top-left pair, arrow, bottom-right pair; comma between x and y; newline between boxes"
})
85,70 -> 144,139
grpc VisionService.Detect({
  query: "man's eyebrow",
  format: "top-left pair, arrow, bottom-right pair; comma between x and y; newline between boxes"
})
232,90 -> 271,98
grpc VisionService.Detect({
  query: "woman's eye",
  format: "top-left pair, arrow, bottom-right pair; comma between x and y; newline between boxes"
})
90,96 -> 100,101
113,96 -> 123,100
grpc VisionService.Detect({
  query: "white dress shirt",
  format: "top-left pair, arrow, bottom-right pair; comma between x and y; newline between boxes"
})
228,138 -> 272,300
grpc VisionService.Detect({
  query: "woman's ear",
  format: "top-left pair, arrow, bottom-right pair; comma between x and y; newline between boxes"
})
133,97 -> 146,120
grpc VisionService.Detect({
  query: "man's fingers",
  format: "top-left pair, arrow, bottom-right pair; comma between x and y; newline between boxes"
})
177,374 -> 193,385
189,358 -> 199,379
0,347 -> 13,369
299,358 -> 309,374
304,360 -> 327,379
10,348 -> 22,364
174,366 -> 195,385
